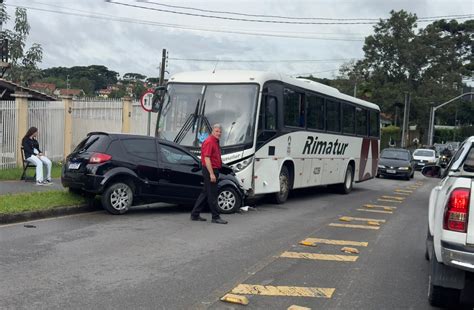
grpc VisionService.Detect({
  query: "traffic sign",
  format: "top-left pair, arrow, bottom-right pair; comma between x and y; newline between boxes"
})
140,90 -> 155,112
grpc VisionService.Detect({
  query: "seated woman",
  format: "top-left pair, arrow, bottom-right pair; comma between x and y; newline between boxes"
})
21,127 -> 52,186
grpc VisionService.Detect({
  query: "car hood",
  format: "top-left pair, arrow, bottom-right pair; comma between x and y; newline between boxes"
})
379,158 -> 411,167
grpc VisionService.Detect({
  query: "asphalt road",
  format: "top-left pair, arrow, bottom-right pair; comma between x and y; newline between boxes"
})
1,173 -> 441,310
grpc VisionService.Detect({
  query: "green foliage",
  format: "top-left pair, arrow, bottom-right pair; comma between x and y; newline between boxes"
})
0,163 -> 62,181
1,5 -> 43,85
124,72 -> 146,81
381,126 -> 401,148
434,126 -> 474,143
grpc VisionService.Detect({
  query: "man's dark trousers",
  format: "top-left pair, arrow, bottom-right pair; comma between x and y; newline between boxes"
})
191,168 -> 220,219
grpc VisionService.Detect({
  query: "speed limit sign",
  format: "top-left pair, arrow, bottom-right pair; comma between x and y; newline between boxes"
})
140,90 -> 154,112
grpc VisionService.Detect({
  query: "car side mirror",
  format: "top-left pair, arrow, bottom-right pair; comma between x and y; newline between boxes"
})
421,165 -> 442,178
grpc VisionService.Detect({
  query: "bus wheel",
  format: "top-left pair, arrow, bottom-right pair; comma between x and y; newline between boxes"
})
272,166 -> 290,204
337,165 -> 354,194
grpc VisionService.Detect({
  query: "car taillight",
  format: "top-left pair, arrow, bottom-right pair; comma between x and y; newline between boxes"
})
89,153 -> 112,164
443,188 -> 470,233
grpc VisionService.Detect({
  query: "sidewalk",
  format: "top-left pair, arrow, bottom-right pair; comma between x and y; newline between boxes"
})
0,178 -> 65,195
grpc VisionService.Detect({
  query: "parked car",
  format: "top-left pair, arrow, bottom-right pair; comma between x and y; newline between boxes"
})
412,148 -> 437,170
376,148 -> 414,180
61,132 -> 245,215
423,136 -> 474,307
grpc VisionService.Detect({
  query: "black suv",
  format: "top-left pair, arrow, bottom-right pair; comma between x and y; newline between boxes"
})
62,132 -> 244,215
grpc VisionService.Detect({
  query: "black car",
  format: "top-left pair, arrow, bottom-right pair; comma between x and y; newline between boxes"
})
62,132 -> 244,215
376,148 -> 415,180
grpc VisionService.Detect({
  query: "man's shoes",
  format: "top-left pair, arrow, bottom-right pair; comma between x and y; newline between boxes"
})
211,218 -> 228,224
190,216 -> 207,221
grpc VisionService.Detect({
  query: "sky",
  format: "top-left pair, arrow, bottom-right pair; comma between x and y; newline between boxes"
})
3,0 -> 473,80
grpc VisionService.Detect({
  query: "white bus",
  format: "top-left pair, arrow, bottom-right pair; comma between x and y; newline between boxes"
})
155,70 -> 380,203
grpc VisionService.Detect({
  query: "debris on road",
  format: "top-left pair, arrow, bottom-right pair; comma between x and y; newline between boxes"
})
341,247 -> 360,254
299,240 -> 317,247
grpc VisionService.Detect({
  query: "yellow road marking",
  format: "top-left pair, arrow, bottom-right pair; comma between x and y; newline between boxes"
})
281,251 -> 359,261
339,216 -> 386,223
381,195 -> 405,200
231,284 -> 335,298
395,189 -> 413,193
367,221 -> 380,226
302,237 -> 368,247
357,208 -> 393,214
394,192 -> 410,196
378,199 -> 403,203
364,204 -> 397,210
288,305 -> 312,310
220,294 -> 249,305
329,223 -> 380,230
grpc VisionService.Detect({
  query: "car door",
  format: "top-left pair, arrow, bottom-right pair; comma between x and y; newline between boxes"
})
120,137 -> 161,197
158,143 -> 203,201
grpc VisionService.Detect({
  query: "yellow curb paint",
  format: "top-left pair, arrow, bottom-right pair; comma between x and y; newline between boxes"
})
341,247 -> 360,254
339,216 -> 386,223
220,294 -> 249,305
281,251 -> 358,261
302,237 -> 368,247
329,223 -> 380,230
381,195 -> 405,200
288,305 -> 312,310
357,208 -> 393,214
364,204 -> 397,210
231,284 -> 335,298
378,199 -> 403,203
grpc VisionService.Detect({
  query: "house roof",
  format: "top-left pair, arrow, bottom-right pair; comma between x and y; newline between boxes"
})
57,88 -> 84,96
0,79 -> 58,101
30,82 -> 56,92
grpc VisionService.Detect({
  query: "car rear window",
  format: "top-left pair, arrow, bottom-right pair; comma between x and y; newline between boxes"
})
381,149 -> 409,161
73,134 -> 110,153
463,147 -> 474,173
414,150 -> 435,157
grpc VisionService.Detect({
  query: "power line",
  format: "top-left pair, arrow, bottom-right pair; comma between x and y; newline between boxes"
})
138,0 -> 474,22
4,3 -> 365,41
108,1 -> 473,25
169,58 -> 353,63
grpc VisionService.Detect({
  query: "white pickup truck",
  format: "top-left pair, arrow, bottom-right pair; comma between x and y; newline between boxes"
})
423,136 -> 474,307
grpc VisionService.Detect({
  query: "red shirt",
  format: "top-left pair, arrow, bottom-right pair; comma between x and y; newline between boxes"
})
201,135 -> 222,169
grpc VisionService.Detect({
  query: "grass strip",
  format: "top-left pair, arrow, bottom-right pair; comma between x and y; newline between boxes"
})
0,190 -> 86,215
0,163 -> 62,181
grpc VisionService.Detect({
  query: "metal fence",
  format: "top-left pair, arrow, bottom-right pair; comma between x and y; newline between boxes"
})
28,101 -> 65,162
71,98 -> 123,149
0,101 -> 17,169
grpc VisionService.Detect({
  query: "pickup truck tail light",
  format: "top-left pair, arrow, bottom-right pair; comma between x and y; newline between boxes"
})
443,188 -> 470,233
89,153 -> 112,164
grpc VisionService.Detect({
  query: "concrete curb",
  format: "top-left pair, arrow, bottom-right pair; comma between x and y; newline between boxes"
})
0,204 -> 101,225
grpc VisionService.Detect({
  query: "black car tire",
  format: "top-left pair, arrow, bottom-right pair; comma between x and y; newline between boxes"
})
336,165 -> 354,194
101,182 -> 134,215
428,256 -> 461,307
272,166 -> 290,204
217,186 -> 241,214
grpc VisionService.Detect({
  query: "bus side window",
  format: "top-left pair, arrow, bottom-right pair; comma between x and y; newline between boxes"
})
326,100 -> 341,132
307,94 -> 325,130
356,107 -> 368,136
369,110 -> 380,137
342,103 -> 355,134
284,88 -> 305,128
257,96 -> 278,145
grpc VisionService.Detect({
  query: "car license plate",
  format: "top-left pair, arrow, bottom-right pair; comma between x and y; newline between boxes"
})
419,163 -> 425,166
387,169 -> 396,174
68,162 -> 81,170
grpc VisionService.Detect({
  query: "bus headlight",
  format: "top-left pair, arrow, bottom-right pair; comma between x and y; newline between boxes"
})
231,156 -> 254,173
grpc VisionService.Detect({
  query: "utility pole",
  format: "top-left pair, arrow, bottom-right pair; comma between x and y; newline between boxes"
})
147,48 -> 167,136
401,92 -> 409,148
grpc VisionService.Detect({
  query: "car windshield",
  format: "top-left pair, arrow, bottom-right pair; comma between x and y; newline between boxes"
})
381,149 -> 410,161
156,83 -> 259,148
414,150 -> 435,157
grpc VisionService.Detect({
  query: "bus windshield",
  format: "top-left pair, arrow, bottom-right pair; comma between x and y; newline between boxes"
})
157,83 -> 259,147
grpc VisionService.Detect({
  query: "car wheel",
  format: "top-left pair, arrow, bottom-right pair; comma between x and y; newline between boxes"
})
337,165 -> 354,194
101,182 -> 134,215
375,173 -> 380,178
428,255 -> 461,307
272,166 -> 290,204
217,186 -> 241,214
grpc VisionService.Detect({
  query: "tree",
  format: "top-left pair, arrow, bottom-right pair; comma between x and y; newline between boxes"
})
123,72 -> 146,81
0,5 -> 43,85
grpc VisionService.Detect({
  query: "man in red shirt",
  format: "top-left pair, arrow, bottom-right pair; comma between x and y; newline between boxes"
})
190,124 -> 228,224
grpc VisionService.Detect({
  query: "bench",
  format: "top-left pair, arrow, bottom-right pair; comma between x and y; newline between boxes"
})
20,146 -> 36,181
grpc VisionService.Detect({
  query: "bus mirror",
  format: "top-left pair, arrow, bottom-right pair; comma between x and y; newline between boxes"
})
152,86 -> 167,112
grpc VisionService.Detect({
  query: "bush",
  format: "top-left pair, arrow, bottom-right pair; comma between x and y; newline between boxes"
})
381,126 -> 401,148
